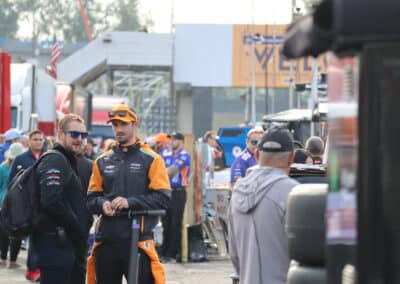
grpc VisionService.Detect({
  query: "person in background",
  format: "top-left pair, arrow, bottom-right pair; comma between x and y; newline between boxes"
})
153,132 -> 171,156
0,142 -> 26,269
102,138 -> 115,152
203,130 -> 224,171
228,128 -> 299,284
292,148 -> 313,164
305,136 -> 325,165
230,127 -> 264,187
0,129 -> 21,163
84,137 -> 98,160
7,130 -> 44,281
20,135 -> 30,148
0,134 -> 5,146
160,132 -> 191,263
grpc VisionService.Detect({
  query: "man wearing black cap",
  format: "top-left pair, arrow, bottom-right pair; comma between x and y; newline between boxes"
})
160,132 -> 191,263
228,128 -> 299,284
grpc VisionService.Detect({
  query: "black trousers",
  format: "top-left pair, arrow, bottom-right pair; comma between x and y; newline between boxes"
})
34,232 -> 75,284
27,236 -> 38,270
94,240 -> 154,284
161,187 -> 187,259
34,232 -> 87,284
0,227 -> 21,261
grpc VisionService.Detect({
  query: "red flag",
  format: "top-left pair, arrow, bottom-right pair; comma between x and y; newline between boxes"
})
47,35 -> 61,79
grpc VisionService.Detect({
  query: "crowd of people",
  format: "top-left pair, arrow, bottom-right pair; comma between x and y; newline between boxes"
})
0,104 -> 195,284
0,103 -> 327,284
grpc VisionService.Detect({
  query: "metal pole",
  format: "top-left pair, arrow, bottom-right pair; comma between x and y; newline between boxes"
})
310,57 -> 319,136
128,217 -> 140,284
289,63 -> 294,109
244,88 -> 250,124
251,41 -> 257,125
250,0 -> 256,125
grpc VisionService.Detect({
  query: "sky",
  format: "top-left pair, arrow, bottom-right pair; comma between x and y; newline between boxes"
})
17,0 -> 298,40
139,0 -> 296,33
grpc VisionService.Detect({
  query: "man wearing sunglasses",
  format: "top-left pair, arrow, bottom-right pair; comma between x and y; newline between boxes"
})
230,127 -> 264,187
33,114 -> 91,284
87,104 -> 171,284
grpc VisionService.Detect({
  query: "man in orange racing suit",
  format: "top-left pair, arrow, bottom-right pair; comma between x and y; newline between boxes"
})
87,104 -> 171,284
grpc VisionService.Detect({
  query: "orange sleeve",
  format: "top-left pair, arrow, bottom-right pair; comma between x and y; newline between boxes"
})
148,155 -> 171,191
88,159 -> 103,193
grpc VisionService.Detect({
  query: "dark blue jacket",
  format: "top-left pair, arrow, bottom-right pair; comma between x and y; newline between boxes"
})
8,149 -> 41,186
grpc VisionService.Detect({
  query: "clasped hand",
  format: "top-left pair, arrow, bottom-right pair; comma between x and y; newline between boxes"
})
102,197 -> 129,216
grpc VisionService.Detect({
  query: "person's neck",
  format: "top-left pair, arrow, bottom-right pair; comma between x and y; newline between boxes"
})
31,149 -> 41,155
172,147 -> 182,154
259,164 -> 290,175
119,136 -> 137,147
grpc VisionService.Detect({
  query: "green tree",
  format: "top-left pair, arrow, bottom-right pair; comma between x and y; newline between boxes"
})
17,0 -> 106,43
0,0 -> 19,39
108,0 -> 141,31
3,0 -> 149,43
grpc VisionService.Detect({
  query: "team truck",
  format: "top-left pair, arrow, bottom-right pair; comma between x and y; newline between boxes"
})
11,63 -> 56,136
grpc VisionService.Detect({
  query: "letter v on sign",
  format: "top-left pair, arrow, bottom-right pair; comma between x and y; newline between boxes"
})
254,47 -> 274,70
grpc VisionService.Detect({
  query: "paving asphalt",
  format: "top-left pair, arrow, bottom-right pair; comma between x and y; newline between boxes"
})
0,249 -> 234,284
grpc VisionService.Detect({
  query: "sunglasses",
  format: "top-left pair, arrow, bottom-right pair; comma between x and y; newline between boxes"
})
64,130 -> 89,139
108,110 -> 136,120
250,140 -> 259,146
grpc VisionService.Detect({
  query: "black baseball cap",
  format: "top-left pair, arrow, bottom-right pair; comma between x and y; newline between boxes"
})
170,132 -> 184,141
258,128 -> 294,152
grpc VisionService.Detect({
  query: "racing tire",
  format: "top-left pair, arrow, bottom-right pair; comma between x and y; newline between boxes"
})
287,263 -> 326,284
286,184 -> 328,265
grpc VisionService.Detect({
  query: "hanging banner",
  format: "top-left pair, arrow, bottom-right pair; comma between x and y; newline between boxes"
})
232,24 -> 327,88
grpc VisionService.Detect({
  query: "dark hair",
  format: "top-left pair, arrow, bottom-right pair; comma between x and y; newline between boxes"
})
28,129 -> 43,139
293,149 -> 312,163
305,136 -> 325,155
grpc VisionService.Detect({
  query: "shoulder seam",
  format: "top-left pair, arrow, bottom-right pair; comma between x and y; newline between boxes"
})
140,148 -> 156,159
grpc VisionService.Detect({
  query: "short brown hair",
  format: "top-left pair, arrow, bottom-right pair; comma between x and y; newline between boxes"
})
28,129 -> 43,139
58,114 -> 85,131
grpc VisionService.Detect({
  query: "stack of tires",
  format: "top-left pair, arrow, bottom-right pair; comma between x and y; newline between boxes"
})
286,184 -> 328,284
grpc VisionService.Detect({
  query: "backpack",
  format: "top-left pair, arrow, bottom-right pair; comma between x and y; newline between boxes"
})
1,150 -> 65,238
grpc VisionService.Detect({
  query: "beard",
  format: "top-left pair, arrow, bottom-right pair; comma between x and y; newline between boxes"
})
64,143 -> 82,155
116,136 -> 129,145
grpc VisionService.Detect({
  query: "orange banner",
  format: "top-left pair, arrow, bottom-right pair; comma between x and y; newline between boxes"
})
232,24 -> 327,88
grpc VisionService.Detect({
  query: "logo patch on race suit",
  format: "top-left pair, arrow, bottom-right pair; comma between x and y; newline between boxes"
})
129,163 -> 142,173
45,169 -> 62,186
104,165 -> 116,175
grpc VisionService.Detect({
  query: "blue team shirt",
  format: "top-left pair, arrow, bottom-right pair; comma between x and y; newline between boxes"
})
230,148 -> 256,183
162,148 -> 191,189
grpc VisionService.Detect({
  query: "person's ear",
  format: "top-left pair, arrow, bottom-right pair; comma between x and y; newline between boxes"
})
57,128 -> 64,140
288,151 -> 295,166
